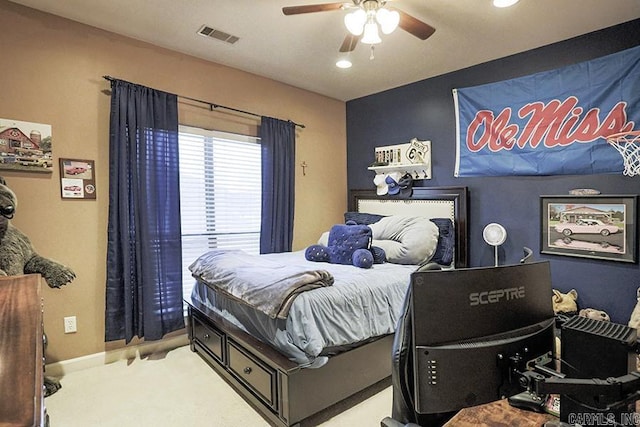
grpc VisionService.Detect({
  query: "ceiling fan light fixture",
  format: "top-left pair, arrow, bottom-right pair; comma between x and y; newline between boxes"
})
361,21 -> 382,44
376,8 -> 399,34
344,9 -> 366,36
336,59 -> 352,68
493,0 -> 520,7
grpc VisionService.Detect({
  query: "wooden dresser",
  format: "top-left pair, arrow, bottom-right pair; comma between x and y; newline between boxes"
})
0,274 -> 47,427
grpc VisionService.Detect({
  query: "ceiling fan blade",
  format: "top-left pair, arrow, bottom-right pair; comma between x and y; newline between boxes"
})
339,34 -> 360,52
390,7 -> 436,40
282,3 -> 346,15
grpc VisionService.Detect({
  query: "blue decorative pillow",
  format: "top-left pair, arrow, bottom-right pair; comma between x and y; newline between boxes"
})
305,244 -> 329,262
327,224 -> 372,265
305,223 -> 374,268
371,246 -> 387,264
429,218 -> 455,266
352,248 -> 374,269
343,212 -> 386,225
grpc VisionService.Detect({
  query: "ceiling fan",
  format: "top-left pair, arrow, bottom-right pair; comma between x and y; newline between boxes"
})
282,0 -> 436,53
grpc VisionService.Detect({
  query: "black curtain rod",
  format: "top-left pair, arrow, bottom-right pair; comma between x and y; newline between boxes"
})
102,75 -> 305,129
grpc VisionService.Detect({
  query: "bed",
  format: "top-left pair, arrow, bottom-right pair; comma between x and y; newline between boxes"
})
185,187 -> 469,426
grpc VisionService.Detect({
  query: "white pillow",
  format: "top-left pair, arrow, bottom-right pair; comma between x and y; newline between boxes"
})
368,216 -> 439,264
317,231 -> 329,246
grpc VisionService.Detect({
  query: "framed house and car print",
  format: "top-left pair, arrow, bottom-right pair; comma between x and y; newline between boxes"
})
540,195 -> 637,263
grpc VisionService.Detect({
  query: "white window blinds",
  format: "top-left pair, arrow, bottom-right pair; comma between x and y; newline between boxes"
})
178,125 -> 261,302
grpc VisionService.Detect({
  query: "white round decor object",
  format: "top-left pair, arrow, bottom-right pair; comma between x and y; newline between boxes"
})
483,223 -> 507,246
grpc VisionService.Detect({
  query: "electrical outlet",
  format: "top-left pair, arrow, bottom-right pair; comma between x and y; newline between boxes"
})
64,316 -> 77,334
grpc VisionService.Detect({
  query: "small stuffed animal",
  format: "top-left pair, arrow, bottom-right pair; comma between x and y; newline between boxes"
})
552,289 -> 578,314
305,222 -> 384,269
579,308 -> 610,322
629,287 -> 640,330
629,288 -> 640,370
0,177 -> 75,287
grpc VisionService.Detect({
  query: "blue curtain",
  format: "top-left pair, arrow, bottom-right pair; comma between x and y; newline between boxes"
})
105,79 -> 184,343
259,117 -> 296,253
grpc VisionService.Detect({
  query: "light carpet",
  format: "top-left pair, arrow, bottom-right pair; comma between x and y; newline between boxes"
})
45,345 -> 392,426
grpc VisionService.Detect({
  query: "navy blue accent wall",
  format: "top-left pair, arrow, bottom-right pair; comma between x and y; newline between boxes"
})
346,19 -> 640,324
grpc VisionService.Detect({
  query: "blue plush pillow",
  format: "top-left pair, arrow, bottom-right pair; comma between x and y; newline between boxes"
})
305,244 -> 329,262
429,218 -> 455,266
306,224 -> 375,268
343,212 -> 386,225
327,224 -> 372,265
352,248 -> 374,269
370,246 -> 387,264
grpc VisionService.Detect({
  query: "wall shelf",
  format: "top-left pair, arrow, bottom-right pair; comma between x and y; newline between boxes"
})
369,139 -> 431,180
367,163 -> 431,179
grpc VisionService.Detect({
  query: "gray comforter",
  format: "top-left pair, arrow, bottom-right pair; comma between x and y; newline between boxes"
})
189,249 -> 334,319
190,250 -> 417,367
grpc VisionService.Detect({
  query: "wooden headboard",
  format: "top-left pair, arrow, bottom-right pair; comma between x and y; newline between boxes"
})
348,187 -> 469,268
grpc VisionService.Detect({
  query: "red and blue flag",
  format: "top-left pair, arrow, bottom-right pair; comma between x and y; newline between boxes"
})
453,45 -> 640,177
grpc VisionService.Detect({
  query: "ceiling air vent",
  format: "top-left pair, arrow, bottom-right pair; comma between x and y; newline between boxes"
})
197,25 -> 239,44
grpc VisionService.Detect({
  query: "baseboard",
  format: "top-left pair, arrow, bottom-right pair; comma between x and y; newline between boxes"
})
45,333 -> 189,378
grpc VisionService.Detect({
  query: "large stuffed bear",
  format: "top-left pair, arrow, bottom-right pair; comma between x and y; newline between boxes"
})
0,176 -> 76,396
0,177 -> 75,287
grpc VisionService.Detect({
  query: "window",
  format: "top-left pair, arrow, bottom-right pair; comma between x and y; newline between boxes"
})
178,125 -> 261,304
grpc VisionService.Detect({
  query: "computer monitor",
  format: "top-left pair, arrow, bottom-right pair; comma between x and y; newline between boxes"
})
410,261 -> 556,415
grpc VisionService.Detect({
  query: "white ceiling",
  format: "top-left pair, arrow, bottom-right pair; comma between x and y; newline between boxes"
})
9,0 -> 640,101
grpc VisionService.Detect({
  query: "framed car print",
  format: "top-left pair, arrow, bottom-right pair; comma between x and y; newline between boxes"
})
59,158 -> 96,199
540,195 -> 637,263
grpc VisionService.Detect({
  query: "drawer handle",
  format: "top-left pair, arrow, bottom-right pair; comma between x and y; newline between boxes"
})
203,333 -> 210,340
243,367 -> 252,375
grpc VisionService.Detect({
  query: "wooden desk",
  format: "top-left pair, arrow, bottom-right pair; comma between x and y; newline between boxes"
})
443,398 -> 556,427
0,274 -> 46,427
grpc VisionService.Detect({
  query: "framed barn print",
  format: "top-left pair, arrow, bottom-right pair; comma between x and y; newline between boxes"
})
540,195 -> 637,263
0,118 -> 53,173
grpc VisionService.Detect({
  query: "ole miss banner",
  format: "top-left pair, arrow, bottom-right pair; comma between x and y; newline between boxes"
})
453,45 -> 640,177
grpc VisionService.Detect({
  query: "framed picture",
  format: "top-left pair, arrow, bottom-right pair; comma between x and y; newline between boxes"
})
0,117 -> 53,173
540,195 -> 637,263
59,158 -> 96,199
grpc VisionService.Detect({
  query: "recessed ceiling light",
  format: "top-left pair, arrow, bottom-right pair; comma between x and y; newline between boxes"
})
336,59 -> 352,69
493,0 -> 519,7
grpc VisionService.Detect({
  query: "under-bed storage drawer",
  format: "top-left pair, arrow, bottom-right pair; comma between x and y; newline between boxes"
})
228,340 -> 277,408
192,315 -> 224,363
